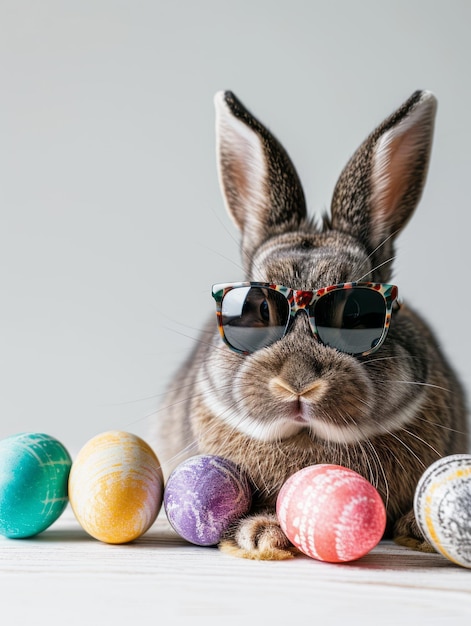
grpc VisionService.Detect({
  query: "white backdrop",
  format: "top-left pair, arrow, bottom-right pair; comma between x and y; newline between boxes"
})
1,0 -> 469,455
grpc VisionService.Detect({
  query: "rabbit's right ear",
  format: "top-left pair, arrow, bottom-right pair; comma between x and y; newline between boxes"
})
215,91 -> 307,266
330,91 -> 437,278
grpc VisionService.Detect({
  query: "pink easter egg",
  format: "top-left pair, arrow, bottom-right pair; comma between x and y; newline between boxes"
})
276,464 -> 386,562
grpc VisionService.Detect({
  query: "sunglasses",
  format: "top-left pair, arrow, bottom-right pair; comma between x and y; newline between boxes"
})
212,281 -> 399,357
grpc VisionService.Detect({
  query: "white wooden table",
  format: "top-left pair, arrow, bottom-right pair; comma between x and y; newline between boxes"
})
1,507 -> 470,624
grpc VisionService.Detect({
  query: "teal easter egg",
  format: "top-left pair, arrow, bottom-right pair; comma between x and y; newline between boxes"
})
0,433 -> 72,538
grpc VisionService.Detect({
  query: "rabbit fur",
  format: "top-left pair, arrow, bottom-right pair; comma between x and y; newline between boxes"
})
154,90 -> 469,559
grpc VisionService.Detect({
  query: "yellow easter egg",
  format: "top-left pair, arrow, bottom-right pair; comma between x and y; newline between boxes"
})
69,431 -> 163,544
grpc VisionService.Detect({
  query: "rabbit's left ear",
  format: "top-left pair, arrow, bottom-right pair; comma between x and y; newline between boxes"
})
215,91 -> 306,266
331,91 -> 437,256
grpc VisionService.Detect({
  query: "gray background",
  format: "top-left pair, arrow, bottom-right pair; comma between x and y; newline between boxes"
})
1,0 -> 469,456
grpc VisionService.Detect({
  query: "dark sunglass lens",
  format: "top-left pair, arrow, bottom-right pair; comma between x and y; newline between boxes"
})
314,288 -> 386,354
221,287 -> 290,352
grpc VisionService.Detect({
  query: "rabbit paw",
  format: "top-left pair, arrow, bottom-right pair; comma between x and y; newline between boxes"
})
219,512 -> 296,560
393,509 -> 436,553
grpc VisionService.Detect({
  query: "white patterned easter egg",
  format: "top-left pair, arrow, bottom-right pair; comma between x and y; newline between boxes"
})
414,454 -> 471,568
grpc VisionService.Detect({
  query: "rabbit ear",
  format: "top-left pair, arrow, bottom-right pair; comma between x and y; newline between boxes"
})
330,91 -> 437,267
215,91 -> 307,262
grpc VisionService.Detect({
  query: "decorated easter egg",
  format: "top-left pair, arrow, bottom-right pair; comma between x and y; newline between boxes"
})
69,431 -> 163,544
164,455 -> 252,546
414,454 -> 471,568
276,464 -> 386,562
0,432 -> 72,538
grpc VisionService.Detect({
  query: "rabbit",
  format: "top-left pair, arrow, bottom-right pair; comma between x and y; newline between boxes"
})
154,89 -> 469,560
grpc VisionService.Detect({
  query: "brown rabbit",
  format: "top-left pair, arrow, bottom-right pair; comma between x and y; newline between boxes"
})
155,90 -> 469,559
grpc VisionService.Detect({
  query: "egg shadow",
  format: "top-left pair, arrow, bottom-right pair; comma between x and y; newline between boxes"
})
326,541 -> 458,571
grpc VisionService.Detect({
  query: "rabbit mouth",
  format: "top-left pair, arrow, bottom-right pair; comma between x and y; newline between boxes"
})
276,403 -> 370,443
271,400 -> 373,444
285,399 -> 312,424
268,376 -> 378,443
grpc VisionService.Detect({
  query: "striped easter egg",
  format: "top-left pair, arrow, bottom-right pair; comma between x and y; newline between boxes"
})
69,431 -> 163,544
414,454 -> 471,568
276,464 -> 386,562
0,432 -> 72,538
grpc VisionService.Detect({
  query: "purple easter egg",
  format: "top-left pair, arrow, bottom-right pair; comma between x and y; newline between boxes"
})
164,455 -> 252,546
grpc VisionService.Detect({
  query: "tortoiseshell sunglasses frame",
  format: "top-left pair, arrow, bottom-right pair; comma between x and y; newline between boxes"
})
212,281 -> 399,357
